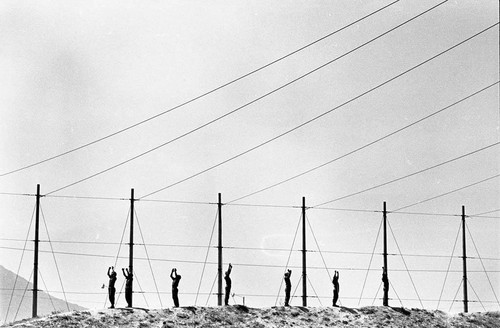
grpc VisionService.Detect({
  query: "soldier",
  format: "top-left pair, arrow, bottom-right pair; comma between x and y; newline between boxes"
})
224,263 -> 233,306
382,266 -> 389,306
107,266 -> 117,308
170,268 -> 181,307
122,268 -> 133,308
284,269 -> 292,306
332,270 -> 339,307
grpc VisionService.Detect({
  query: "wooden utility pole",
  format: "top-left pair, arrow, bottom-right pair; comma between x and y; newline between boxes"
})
129,188 -> 135,307
462,205 -> 468,313
217,193 -> 223,306
383,201 -> 389,306
32,184 -> 40,318
302,197 -> 307,307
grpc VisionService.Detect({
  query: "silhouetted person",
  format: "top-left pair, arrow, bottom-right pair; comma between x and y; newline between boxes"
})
284,269 -> 292,306
382,266 -> 389,306
122,268 -> 133,308
332,270 -> 339,307
107,266 -> 117,308
224,263 -> 232,305
171,268 -> 181,307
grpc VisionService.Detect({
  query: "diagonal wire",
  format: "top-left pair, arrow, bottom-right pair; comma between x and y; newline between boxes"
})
389,280 -> 403,307
134,272 -> 150,308
393,173 -> 500,211
358,217 -> 383,306
13,269 -> 33,323
387,219 -> 423,308
40,204 -> 70,311
38,269 -> 57,312
230,81 -> 499,203
275,214 -> 302,306
306,214 -> 331,281
205,272 -> 219,306
467,278 -> 486,312
314,141 -> 500,207
4,204 -> 36,324
0,0 -> 400,178
195,210 -> 218,305
436,221 -> 461,310
307,275 -> 323,306
448,278 -> 463,312
47,1 -> 450,197
290,274 -> 303,305
372,281 -> 383,306
135,209 -> 163,308
104,208 -> 130,308
466,222 -> 500,309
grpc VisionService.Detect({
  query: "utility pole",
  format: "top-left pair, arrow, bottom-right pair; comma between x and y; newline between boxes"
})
302,197 -> 307,307
32,184 -> 40,318
462,205 -> 468,313
383,201 -> 389,306
129,188 -> 134,307
217,193 -> 223,306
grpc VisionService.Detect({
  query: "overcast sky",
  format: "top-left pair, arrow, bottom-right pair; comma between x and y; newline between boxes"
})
0,0 -> 499,315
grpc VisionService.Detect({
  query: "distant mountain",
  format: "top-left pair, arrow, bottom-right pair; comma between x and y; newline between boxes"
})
0,265 -> 86,324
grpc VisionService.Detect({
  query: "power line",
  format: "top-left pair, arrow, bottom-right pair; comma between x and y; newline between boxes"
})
4,245 -> 500,272
0,1 -> 400,179
46,1 -> 450,197
392,173 -> 500,211
228,82 -> 499,203
313,142 -> 500,207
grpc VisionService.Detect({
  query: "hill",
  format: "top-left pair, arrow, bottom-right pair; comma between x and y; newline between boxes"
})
2,305 -> 499,327
0,265 -> 86,324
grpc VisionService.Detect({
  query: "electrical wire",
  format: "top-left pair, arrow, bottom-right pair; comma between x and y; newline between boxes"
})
392,173 -> 500,212
40,205 -> 70,311
135,209 -> 163,308
358,217 -> 383,306
0,1 -> 400,179
314,141 -> 500,207
46,1 -> 450,197
274,214 -> 302,306
387,220 -> 423,308
3,204 -> 36,324
436,222 -> 461,310
467,278 -> 486,312
466,222 -> 500,309
229,82 -> 499,203
12,269 -> 33,323
38,269 -> 56,312
448,278 -> 463,312
195,210 -> 218,305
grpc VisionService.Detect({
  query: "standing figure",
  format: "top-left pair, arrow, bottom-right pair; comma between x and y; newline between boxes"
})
107,266 -> 117,308
122,268 -> 133,308
170,268 -> 181,307
382,266 -> 389,306
284,269 -> 292,306
224,263 -> 233,306
332,270 -> 340,307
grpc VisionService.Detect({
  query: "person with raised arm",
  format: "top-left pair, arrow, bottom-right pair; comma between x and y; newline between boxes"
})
170,268 -> 181,307
332,270 -> 340,307
224,263 -> 233,306
284,269 -> 292,306
107,266 -> 117,308
122,268 -> 133,308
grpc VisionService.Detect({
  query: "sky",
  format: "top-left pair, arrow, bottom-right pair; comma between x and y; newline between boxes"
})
0,0 -> 499,316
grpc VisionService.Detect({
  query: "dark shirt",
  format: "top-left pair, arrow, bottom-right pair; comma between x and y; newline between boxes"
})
285,277 -> 291,289
225,275 -> 231,288
172,276 -> 181,289
333,277 -> 339,291
109,276 -> 117,289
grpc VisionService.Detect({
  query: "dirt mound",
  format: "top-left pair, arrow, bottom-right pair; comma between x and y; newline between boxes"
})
3,306 -> 499,328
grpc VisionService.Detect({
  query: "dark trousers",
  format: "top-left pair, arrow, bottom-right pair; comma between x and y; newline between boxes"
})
172,288 -> 179,307
333,289 -> 339,306
225,286 -> 231,305
383,285 -> 389,306
125,287 -> 132,307
285,287 -> 291,306
108,287 -> 116,307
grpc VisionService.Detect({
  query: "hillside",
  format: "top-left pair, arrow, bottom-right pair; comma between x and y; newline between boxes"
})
0,266 -> 85,324
2,306 -> 499,328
